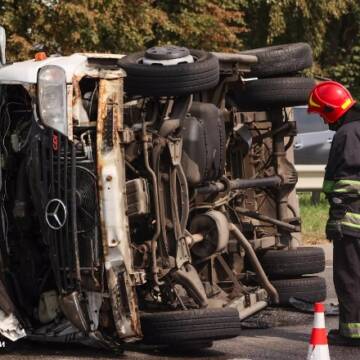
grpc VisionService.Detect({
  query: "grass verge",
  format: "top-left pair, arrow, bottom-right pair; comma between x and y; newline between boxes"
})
299,192 -> 330,244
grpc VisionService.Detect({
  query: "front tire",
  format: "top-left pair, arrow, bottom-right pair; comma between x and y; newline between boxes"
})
140,308 -> 241,345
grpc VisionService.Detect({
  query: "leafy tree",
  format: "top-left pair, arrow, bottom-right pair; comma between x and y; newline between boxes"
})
322,3 -> 360,97
0,0 -> 53,59
0,0 -> 246,59
150,0 -> 245,51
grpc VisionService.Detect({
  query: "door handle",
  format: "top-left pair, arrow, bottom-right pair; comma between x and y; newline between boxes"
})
294,143 -> 303,149
327,138 -> 333,143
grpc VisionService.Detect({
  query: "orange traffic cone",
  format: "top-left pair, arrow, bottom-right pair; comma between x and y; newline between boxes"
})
307,303 -> 331,360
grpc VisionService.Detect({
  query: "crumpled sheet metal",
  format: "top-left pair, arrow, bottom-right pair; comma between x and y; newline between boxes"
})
0,309 -> 26,341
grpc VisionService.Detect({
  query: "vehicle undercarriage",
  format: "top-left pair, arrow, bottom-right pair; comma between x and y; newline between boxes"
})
0,43 -> 326,350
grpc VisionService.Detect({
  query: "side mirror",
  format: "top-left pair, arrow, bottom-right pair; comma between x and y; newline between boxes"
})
0,27 -> 6,65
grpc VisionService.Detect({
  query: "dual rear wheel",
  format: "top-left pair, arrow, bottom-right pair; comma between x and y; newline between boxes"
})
258,247 -> 327,305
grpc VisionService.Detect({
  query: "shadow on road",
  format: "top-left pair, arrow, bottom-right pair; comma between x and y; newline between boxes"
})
0,340 -> 119,358
1,339 -> 227,359
122,342 -> 226,358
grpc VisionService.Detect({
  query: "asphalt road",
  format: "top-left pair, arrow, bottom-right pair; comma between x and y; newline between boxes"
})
2,244 -> 359,360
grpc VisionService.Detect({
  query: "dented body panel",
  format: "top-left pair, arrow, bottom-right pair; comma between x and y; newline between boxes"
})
96,71 -> 141,340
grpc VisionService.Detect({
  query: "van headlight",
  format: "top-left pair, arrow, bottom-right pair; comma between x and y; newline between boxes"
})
38,65 -> 67,135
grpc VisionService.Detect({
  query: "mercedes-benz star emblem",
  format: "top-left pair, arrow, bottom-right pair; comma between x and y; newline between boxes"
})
45,199 -> 67,230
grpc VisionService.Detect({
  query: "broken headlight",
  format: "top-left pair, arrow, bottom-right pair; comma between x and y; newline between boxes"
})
38,65 -> 67,135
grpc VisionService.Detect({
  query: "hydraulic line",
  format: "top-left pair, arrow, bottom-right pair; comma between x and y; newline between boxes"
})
142,121 -> 163,286
170,167 -> 182,239
175,164 -> 189,234
196,176 -> 281,195
235,207 -> 298,232
229,223 -> 279,304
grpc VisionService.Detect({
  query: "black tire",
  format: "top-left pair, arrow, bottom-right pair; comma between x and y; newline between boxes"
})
140,308 -> 241,345
271,276 -> 327,305
231,77 -> 315,111
241,43 -> 313,78
119,49 -> 219,96
259,247 -> 325,278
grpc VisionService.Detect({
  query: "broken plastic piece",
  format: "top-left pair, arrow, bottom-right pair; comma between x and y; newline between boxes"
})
0,310 -> 26,341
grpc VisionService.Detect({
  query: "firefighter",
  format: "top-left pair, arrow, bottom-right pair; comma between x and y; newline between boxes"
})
308,81 -> 360,345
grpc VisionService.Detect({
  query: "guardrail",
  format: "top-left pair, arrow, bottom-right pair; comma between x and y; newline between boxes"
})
295,165 -> 325,191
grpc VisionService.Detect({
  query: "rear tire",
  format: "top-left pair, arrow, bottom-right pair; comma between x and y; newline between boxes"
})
271,276 -> 327,305
140,308 -> 241,345
241,43 -> 313,78
259,247 -> 325,278
230,77 -> 316,111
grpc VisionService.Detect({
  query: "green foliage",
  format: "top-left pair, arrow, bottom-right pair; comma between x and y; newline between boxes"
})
0,0 -> 246,59
0,0 -> 358,97
326,46 -> 360,98
299,192 -> 329,244
151,0 -> 245,51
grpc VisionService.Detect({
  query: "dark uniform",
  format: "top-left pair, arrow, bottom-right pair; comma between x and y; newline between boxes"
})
323,103 -> 360,339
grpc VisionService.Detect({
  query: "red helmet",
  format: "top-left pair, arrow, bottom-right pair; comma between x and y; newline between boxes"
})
308,81 -> 356,124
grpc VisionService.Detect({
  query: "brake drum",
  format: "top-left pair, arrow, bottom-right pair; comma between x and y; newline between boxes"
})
189,210 -> 229,258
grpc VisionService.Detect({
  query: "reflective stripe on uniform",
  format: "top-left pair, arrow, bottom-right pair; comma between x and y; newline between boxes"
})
322,180 -> 335,194
340,322 -> 360,338
327,219 -> 340,229
324,179 -> 360,233
333,179 -> 360,194
341,212 -> 360,230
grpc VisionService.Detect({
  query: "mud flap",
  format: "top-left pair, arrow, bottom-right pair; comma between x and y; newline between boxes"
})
96,70 -> 141,340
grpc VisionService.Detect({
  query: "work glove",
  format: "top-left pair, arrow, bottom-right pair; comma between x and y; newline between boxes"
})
325,195 -> 347,241
325,219 -> 343,241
